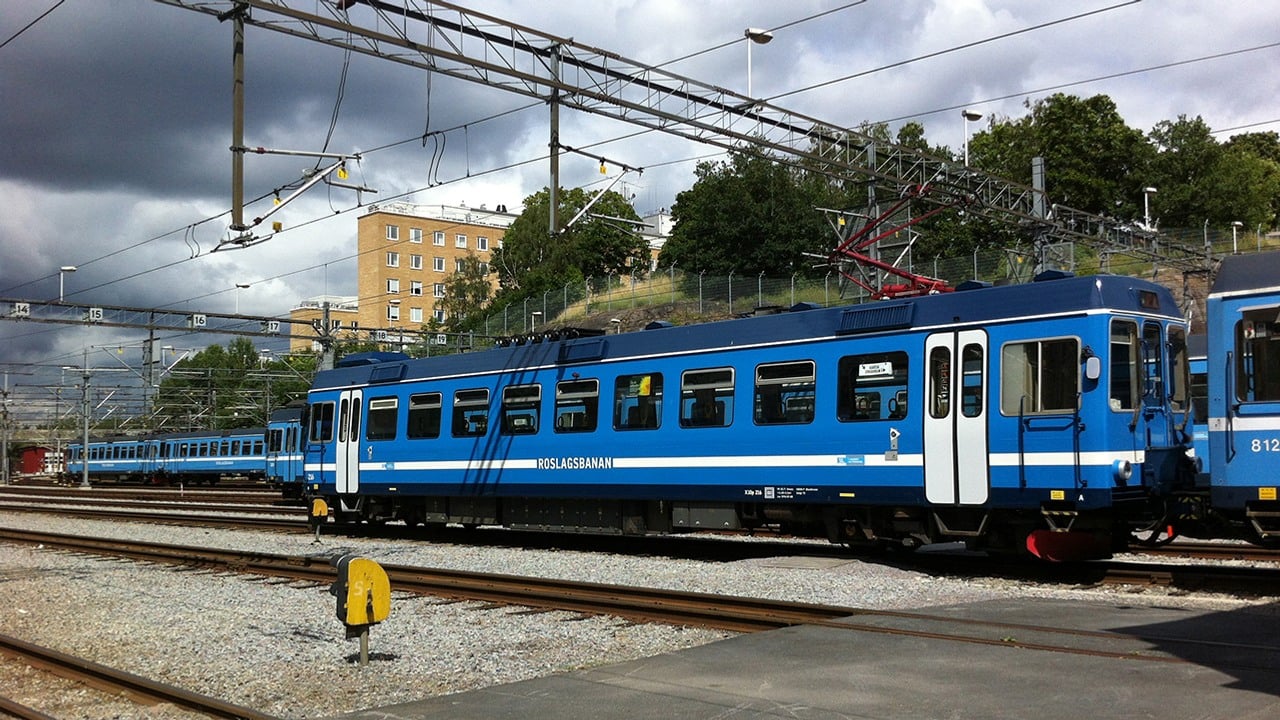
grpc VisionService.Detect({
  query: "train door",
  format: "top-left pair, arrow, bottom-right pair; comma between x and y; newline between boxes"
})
924,330 -> 990,504
1141,321 -> 1176,448
335,389 -> 363,494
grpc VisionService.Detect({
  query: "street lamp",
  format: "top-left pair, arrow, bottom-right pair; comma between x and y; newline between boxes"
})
744,28 -> 773,97
1231,221 -> 1243,254
234,283 -> 251,314
59,265 -> 77,302
1142,187 -> 1157,230
961,110 -> 982,166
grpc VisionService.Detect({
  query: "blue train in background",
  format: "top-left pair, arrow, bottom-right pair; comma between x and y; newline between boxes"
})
65,427 -> 270,487
300,270 -> 1198,560
266,404 -> 307,499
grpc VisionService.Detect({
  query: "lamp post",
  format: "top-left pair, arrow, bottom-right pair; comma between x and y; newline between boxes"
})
1142,187 -> 1157,230
59,265 -> 77,302
235,283 -> 250,314
744,27 -> 773,97
1231,221 -> 1243,254
961,110 -> 982,166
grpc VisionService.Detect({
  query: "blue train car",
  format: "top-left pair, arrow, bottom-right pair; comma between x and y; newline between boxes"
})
154,428 -> 267,486
64,435 -> 158,484
303,271 -> 1193,559
266,405 -> 307,498
1204,250 -> 1280,543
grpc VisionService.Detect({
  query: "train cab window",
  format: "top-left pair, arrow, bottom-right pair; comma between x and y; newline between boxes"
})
1000,338 -> 1079,415
268,429 -> 283,453
1109,320 -> 1139,412
310,401 -> 336,443
838,352 -> 908,422
452,389 -> 491,437
1235,305 -> 1280,402
407,392 -> 443,439
501,385 -> 541,435
754,361 -> 815,425
366,397 -> 399,441
555,379 -> 599,433
680,368 -> 733,428
614,373 -> 663,430
1143,322 -> 1165,402
1167,326 -> 1189,413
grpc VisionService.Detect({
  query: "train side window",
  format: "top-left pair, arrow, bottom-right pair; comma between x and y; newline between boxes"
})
1143,322 -> 1164,401
755,361 -> 815,425
1167,326 -> 1189,413
501,384 -> 541,435
407,392 -> 443,439
555,379 -> 599,433
838,352 -> 909,422
1000,338 -> 1079,415
614,373 -> 663,430
366,396 -> 399,441
310,401 -> 336,443
1236,305 -> 1280,402
680,368 -> 733,428
268,429 -> 283,453
1109,320 -> 1139,412
452,388 -> 491,437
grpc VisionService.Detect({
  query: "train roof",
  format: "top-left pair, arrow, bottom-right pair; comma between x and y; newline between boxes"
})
1210,250 -> 1280,298
312,272 -> 1181,391
268,405 -> 305,423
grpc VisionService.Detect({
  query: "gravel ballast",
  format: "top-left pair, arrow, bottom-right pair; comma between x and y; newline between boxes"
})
1,510 -> 1276,719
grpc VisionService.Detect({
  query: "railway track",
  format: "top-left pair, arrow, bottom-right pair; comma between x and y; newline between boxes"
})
3,528 -> 1279,664
0,633 -> 280,719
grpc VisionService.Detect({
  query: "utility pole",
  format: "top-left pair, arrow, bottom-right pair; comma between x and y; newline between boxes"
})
1,372 -> 10,486
80,352 -> 91,489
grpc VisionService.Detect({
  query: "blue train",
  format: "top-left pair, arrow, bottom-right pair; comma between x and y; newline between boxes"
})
299,270 -> 1199,559
65,426 -> 270,487
266,405 -> 307,499
1194,251 -> 1280,544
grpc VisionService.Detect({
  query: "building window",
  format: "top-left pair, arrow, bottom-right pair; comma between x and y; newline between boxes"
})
387,304 -> 400,321
478,261 -> 489,275
386,251 -> 399,268
410,307 -> 423,323
477,236 -> 489,251
409,228 -> 423,244
385,224 -> 398,241
386,278 -> 400,294
410,280 -> 423,296
455,233 -> 467,248
410,254 -> 423,270
433,309 -> 446,323
330,319 -> 342,330
433,283 -> 446,298
433,231 -> 445,246
433,256 -> 445,272
455,258 -> 466,272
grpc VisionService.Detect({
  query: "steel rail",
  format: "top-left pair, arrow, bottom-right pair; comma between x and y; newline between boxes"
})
7,529 -> 1280,667
0,633 -> 281,720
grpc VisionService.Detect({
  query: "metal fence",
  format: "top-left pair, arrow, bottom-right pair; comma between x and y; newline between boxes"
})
473,225 -> 1273,338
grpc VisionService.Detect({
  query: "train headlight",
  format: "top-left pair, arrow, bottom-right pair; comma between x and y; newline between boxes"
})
1112,460 -> 1133,482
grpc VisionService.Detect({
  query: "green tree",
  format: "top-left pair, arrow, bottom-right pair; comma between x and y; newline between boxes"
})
152,339 -> 314,430
660,149 -> 839,276
436,252 -> 493,332
969,94 -> 1152,218
491,187 -> 648,302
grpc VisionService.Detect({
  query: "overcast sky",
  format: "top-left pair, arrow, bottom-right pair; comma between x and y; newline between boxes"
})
1,0 -> 1277,399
